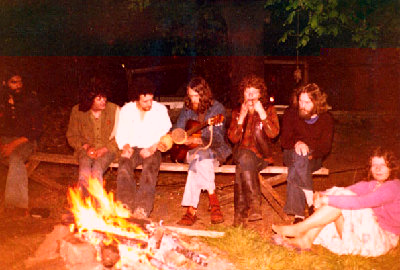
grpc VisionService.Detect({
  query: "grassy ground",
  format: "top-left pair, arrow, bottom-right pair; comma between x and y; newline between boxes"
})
205,226 -> 400,270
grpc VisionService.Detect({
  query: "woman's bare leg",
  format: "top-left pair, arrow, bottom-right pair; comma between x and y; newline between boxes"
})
272,204 -> 342,237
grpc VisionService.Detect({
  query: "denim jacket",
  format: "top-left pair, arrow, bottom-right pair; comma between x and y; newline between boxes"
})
175,100 -> 232,162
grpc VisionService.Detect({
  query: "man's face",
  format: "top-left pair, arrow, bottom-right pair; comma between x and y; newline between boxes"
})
91,95 -> 107,111
187,87 -> 200,110
6,75 -> 23,93
138,94 -> 153,111
298,93 -> 315,119
244,87 -> 260,110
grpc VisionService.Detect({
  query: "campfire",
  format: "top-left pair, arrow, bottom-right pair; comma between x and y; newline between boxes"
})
64,178 -> 210,269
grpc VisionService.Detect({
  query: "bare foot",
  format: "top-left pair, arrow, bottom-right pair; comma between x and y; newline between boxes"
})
272,224 -> 300,237
284,237 -> 312,251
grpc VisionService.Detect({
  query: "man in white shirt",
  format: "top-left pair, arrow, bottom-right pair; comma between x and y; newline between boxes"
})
115,77 -> 172,218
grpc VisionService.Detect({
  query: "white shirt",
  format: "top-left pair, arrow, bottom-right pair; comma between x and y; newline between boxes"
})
115,101 -> 172,149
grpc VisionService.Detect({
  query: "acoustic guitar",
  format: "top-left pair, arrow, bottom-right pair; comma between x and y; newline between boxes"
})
168,114 -> 224,163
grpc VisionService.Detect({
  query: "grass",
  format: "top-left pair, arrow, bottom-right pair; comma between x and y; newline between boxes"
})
204,226 -> 400,270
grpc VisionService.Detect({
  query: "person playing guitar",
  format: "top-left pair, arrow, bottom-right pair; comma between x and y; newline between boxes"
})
174,76 -> 232,226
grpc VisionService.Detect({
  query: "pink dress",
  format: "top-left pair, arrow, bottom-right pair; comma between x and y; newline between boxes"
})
313,187 -> 399,257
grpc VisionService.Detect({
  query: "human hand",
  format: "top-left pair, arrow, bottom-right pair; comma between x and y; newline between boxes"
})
254,100 -> 267,120
121,144 -> 134,159
87,146 -> 97,159
295,141 -> 309,156
140,145 -> 157,159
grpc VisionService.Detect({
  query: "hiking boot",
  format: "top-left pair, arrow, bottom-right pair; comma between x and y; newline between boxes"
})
247,203 -> 262,222
209,193 -> 224,224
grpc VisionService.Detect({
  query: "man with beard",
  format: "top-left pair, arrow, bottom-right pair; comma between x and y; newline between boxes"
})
228,75 -> 280,227
66,79 -> 120,197
115,77 -> 171,218
175,77 -> 231,226
0,71 -> 42,215
281,83 -> 334,224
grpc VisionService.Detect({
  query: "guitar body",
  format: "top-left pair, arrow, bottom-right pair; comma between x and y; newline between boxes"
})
169,119 -> 202,163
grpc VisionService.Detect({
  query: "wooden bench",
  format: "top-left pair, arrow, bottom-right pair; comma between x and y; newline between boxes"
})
26,152 -> 329,220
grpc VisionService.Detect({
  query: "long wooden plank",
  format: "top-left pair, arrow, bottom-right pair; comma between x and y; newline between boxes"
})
29,152 -> 329,175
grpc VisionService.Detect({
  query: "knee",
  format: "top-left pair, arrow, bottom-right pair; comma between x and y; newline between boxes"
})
235,152 -> 255,169
8,155 -> 24,166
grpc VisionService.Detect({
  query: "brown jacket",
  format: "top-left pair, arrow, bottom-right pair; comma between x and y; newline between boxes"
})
66,102 -> 119,155
228,105 -> 279,160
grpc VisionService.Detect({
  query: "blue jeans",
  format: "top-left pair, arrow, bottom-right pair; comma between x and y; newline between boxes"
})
78,149 -> 116,197
1,136 -> 34,209
116,148 -> 161,216
283,149 -> 322,217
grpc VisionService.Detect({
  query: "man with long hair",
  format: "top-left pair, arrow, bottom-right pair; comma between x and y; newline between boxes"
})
66,78 -> 120,197
228,75 -> 280,226
1,70 -> 42,215
281,83 -> 334,224
176,76 -> 231,226
115,77 -> 172,219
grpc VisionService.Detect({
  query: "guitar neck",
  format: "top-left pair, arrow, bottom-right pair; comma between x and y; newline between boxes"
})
186,122 -> 208,136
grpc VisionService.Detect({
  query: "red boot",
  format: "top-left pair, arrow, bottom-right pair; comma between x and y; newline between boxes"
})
209,193 -> 224,224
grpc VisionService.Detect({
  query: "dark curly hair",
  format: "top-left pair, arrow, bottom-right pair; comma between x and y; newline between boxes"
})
238,75 -> 269,105
184,76 -> 213,114
129,77 -> 156,102
293,83 -> 329,114
368,147 -> 400,180
79,78 -> 110,112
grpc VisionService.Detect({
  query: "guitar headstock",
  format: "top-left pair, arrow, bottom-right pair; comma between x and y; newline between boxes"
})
208,114 -> 224,126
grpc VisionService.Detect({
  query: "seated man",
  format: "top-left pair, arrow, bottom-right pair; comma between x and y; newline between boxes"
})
228,75 -> 279,226
66,79 -> 120,196
115,77 -> 172,218
175,76 -> 231,226
281,83 -> 334,224
0,70 -> 42,215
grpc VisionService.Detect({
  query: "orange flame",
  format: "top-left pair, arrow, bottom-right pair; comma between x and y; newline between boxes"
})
68,177 -> 148,241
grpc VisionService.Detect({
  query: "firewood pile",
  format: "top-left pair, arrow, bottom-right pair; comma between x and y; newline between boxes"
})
25,221 -> 234,270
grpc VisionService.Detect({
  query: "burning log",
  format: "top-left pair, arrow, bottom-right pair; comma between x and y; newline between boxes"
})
80,230 -> 148,249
